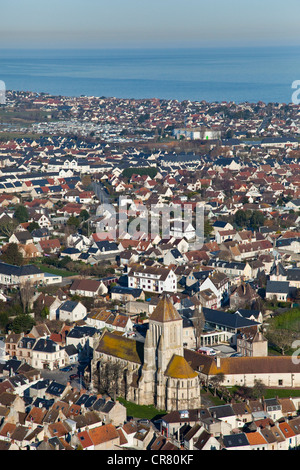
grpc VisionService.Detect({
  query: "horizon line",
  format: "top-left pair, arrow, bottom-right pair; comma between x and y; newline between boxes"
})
1,43 -> 300,51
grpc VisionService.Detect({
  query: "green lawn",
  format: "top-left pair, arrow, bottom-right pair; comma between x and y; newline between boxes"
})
228,386 -> 300,399
117,398 -> 166,420
263,389 -> 300,399
270,308 -> 300,332
36,263 -> 77,278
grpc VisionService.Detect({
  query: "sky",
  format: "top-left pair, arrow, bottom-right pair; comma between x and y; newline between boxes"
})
1,0 -> 300,49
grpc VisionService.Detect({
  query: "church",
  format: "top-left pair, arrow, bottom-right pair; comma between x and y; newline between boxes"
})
91,295 -> 201,411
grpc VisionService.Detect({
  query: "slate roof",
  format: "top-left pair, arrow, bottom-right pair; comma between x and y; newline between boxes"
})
222,433 -> 249,448
203,307 -> 259,330
266,280 -> 290,294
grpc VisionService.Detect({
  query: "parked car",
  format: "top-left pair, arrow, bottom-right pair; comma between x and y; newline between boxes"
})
197,347 -> 217,356
69,374 -> 79,380
61,366 -> 72,372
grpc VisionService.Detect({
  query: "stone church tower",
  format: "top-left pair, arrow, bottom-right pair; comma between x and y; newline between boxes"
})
138,295 -> 201,411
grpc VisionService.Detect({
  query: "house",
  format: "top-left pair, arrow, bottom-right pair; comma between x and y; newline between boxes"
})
128,265 -> 177,293
18,243 -> 41,260
207,260 -> 252,280
110,286 -> 145,302
31,212 -> 52,229
163,248 -> 187,266
235,308 -> 263,324
85,424 -> 120,450
36,239 -> 61,254
56,301 -> 87,323
236,330 -> 268,357
265,280 -> 291,302
201,307 -> 260,346
183,425 -> 221,450
160,409 -> 204,439
212,221 -> 234,235
70,279 -> 102,298
66,326 -> 100,358
199,272 -> 229,308
230,283 -> 260,310
221,433 -> 251,450
92,398 -> 127,427
31,338 -> 65,371
90,241 -> 119,256
60,247 -> 81,261
0,262 -> 44,286
9,230 -> 33,245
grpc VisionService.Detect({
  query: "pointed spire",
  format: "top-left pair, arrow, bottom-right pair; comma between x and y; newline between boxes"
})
150,294 -> 181,323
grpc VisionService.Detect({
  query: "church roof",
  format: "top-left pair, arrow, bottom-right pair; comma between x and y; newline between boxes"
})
150,296 -> 182,323
165,354 -> 198,379
96,331 -> 143,364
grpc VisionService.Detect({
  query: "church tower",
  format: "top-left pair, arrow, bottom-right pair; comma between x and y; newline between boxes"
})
138,294 -> 201,411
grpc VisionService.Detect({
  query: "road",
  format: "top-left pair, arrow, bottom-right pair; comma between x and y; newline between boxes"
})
41,361 -> 89,390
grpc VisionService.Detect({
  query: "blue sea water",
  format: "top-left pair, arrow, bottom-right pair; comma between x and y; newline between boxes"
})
0,47 -> 299,103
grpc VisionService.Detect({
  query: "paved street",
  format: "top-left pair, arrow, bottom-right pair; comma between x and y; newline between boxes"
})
40,361 -> 89,390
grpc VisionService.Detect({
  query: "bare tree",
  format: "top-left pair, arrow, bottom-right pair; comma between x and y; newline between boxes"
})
252,379 -> 266,400
265,329 -> 291,356
97,361 -> 124,398
19,280 -> 35,313
192,302 -> 205,350
209,372 -> 225,396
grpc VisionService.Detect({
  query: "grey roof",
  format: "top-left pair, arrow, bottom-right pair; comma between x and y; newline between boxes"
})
235,309 -> 261,320
0,262 -> 42,278
59,300 -> 80,312
32,338 -> 60,353
110,285 -> 143,298
266,280 -> 290,294
45,381 -> 66,397
287,268 -> 300,281
203,307 -> 259,330
67,325 -> 99,339
76,394 -> 98,408
223,433 -> 249,448
209,405 -> 235,419
64,344 -> 78,357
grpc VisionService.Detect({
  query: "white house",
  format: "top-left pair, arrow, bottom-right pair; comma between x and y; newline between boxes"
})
31,338 -> 65,370
128,265 -> 177,293
58,301 -> 87,322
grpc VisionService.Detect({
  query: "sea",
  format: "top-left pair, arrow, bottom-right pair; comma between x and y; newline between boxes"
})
0,46 -> 300,104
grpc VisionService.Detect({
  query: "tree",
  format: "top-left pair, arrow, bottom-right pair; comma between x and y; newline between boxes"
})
265,328 -> 291,356
0,219 -> 17,238
67,216 -> 80,228
97,361 -> 124,398
193,304 -> 205,350
249,211 -> 264,230
204,219 -> 213,238
209,372 -> 225,396
19,280 -> 35,313
0,243 -> 23,266
79,210 -> 90,221
10,314 -> 35,334
251,379 -> 266,400
14,205 -> 29,223
27,221 -> 40,233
